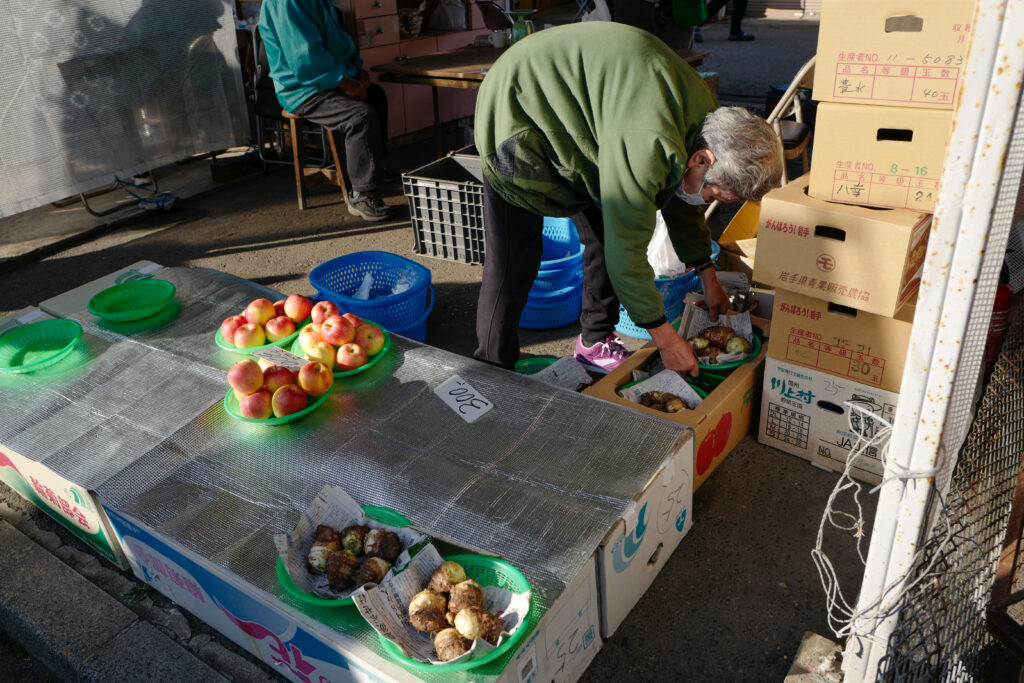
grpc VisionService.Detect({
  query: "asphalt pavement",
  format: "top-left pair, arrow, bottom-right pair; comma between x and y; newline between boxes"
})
0,16 -> 859,683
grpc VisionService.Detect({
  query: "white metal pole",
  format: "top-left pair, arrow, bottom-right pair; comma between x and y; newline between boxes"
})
842,1 -> 1024,680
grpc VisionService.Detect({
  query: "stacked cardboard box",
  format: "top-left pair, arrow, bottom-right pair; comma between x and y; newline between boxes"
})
751,0 -> 976,483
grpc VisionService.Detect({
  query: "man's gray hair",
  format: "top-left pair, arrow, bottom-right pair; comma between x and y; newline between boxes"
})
693,106 -> 784,201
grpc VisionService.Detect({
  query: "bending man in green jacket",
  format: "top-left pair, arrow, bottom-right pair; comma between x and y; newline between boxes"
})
474,23 -> 782,375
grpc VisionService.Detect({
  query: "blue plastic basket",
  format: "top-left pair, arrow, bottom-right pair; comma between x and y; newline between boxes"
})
520,280 -> 583,330
389,284 -> 435,342
540,217 -> 583,270
309,251 -> 432,331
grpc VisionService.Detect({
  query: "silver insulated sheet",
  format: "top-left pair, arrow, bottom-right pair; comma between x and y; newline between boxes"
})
0,0 -> 248,218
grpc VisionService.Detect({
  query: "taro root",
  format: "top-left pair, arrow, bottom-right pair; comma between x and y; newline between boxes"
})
409,589 -> 448,633
448,579 -> 485,616
427,560 -> 467,594
326,550 -> 360,592
364,528 -> 402,563
453,607 -> 503,645
340,525 -> 368,555
662,393 -> 684,413
434,628 -> 471,662
702,346 -> 723,363
702,325 -> 735,348
307,525 -> 341,575
725,336 -> 751,355
354,556 -> 392,587
688,335 -> 710,350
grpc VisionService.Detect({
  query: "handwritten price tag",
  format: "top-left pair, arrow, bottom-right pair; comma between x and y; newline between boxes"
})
252,346 -> 307,371
434,376 -> 493,424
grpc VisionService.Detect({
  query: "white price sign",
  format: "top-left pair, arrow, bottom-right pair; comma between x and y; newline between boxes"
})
251,346 -> 307,371
434,375 -> 493,424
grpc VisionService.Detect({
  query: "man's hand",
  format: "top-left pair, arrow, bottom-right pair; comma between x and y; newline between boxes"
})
649,322 -> 700,377
698,267 -> 730,322
339,75 -> 367,100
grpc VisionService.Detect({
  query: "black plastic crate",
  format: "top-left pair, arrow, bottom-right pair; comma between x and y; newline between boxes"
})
402,155 -> 486,265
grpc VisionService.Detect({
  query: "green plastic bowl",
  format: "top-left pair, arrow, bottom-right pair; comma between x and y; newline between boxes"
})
87,279 -> 176,322
514,356 -> 558,375
697,333 -> 762,372
288,321 -> 391,378
215,317 -> 307,354
378,553 -> 534,673
0,319 -> 83,374
276,505 -> 412,607
222,385 -> 331,426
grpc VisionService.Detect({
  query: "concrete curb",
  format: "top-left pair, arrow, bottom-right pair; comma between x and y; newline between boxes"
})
0,520 -> 227,682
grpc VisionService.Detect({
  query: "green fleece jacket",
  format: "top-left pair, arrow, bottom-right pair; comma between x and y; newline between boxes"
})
475,23 -> 716,328
259,0 -> 362,112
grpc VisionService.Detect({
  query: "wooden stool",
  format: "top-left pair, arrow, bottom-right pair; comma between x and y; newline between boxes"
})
281,110 -> 349,210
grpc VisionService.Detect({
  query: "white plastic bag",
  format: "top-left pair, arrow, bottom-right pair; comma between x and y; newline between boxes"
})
580,0 -> 612,22
429,0 -> 466,30
647,211 -> 689,278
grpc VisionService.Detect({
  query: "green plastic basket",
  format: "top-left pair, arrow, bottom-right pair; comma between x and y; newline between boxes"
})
276,505 -> 412,608
214,317 -> 307,354
514,356 -> 558,375
696,334 -> 762,372
87,279 -> 176,322
0,319 -> 83,374
289,321 -> 391,378
378,553 -> 534,673
222,385 -> 332,426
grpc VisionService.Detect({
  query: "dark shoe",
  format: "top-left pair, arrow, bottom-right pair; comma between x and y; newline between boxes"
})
693,27 -> 703,43
728,31 -> 755,41
347,190 -> 394,221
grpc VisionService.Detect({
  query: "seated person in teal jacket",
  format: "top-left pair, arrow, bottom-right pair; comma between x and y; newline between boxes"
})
260,0 -> 394,220
474,23 -> 783,374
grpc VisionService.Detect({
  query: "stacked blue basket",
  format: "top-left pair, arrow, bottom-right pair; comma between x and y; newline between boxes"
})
309,251 -> 434,342
615,241 -> 721,340
520,218 -> 584,330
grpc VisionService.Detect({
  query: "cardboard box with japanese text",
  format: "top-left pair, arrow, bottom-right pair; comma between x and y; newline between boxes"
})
809,103 -> 952,211
813,0 -> 977,110
753,175 -> 931,317
768,289 -> 916,394
758,357 -> 899,484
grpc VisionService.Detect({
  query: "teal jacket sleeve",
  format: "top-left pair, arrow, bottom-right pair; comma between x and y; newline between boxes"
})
268,0 -> 359,92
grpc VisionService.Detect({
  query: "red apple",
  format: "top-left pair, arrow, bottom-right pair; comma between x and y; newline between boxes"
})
264,315 -> 296,342
284,294 -> 314,323
297,361 -> 334,396
263,365 -> 296,394
220,315 -> 247,345
341,312 -> 365,329
239,389 -> 273,419
233,323 -> 266,349
227,359 -> 263,395
298,325 -> 324,353
272,384 -> 308,417
354,323 -> 385,355
305,340 -> 336,369
321,315 -> 355,346
257,358 -> 276,371
273,299 -> 287,318
336,342 -> 367,371
311,300 -> 340,325
244,298 -> 276,326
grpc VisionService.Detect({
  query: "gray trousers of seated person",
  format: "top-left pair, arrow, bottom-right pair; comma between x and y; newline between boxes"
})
292,83 -> 388,194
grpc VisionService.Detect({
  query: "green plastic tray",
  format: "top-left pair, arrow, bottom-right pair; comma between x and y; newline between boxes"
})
289,321 -> 391,378
214,317 -> 307,354
0,319 -> 83,374
514,356 -> 558,375
697,333 -> 762,372
276,505 -> 413,607
222,385 -> 331,426
378,553 -> 534,673
87,279 -> 176,322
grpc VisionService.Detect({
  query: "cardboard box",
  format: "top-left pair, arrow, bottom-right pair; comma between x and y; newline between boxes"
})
813,0 -> 976,110
585,345 -> 764,492
808,103 -> 952,211
595,431 -> 694,637
769,289 -> 916,394
753,175 -> 931,317
759,357 -> 899,484
0,308 -> 129,569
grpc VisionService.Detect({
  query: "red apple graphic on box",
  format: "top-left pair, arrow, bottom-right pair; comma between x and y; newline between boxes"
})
697,412 -> 732,476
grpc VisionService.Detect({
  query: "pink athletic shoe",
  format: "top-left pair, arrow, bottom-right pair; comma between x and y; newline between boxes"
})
574,334 -> 631,373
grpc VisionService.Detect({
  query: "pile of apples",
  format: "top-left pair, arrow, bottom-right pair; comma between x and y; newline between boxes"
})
295,300 -> 386,372
220,294 -> 314,349
227,357 -> 333,419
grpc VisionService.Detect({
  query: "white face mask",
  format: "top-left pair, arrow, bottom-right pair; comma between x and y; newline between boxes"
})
676,178 -> 707,205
